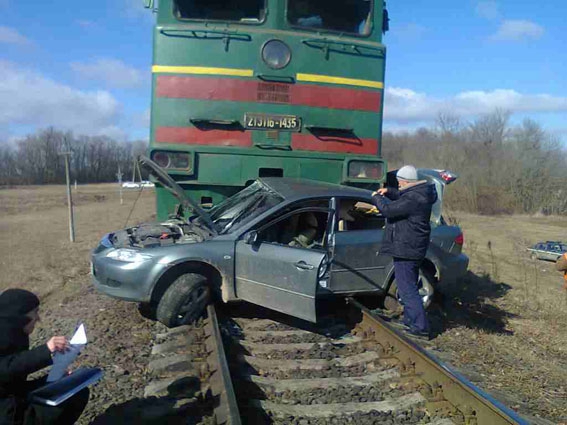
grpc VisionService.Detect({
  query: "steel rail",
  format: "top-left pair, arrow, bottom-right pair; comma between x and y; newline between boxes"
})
346,297 -> 529,425
205,304 -> 242,425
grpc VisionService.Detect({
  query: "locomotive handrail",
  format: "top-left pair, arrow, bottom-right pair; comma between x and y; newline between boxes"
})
257,74 -> 295,84
190,118 -> 244,130
306,125 -> 354,133
160,28 -> 252,42
301,38 -> 385,57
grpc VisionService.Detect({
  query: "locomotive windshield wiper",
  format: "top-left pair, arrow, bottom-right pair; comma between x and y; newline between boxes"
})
301,38 -> 385,59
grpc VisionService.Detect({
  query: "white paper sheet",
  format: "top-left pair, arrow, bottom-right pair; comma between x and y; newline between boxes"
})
46,324 -> 87,382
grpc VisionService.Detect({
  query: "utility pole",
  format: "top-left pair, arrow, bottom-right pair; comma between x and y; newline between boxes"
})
117,166 -> 123,205
60,152 -> 75,242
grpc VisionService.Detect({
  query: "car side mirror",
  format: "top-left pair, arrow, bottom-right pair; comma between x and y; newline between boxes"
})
244,230 -> 259,245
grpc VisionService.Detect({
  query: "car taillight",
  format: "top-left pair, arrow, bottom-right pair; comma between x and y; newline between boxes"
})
439,171 -> 457,183
455,233 -> 464,245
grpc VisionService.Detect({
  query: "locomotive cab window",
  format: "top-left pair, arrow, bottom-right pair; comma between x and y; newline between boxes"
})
175,0 -> 266,22
287,0 -> 373,35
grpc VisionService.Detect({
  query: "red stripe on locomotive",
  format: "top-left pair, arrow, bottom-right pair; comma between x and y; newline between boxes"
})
155,127 -> 252,146
156,76 -> 381,112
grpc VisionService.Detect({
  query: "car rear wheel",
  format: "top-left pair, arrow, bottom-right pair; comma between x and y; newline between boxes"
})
156,273 -> 211,328
383,269 -> 436,313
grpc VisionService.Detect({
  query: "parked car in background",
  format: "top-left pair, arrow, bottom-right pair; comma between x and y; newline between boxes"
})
527,241 -> 567,261
122,181 -> 140,189
122,181 -> 155,189
92,157 -> 468,327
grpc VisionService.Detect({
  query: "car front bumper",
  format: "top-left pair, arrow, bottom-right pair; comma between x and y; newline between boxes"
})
91,251 -> 165,303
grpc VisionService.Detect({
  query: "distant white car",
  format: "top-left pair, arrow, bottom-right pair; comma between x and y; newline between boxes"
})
122,182 -> 140,189
122,181 -> 155,189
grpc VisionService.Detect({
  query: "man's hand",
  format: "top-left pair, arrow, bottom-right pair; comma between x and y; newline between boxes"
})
46,336 -> 69,353
372,188 -> 388,196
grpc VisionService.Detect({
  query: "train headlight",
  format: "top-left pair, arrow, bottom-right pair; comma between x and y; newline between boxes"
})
151,151 -> 193,172
262,39 -> 291,70
345,160 -> 385,181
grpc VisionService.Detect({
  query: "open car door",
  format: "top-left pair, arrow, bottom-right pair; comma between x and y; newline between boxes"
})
234,206 -> 332,322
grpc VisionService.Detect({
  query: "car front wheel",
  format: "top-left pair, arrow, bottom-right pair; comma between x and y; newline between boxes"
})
156,273 -> 211,328
383,269 -> 436,313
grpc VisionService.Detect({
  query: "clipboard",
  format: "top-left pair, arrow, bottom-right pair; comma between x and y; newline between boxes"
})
31,367 -> 103,406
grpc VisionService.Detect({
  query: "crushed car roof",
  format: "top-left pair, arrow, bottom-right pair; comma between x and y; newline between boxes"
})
259,178 -> 373,201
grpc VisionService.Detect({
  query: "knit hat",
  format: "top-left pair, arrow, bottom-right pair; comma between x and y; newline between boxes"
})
0,289 -> 40,320
396,165 -> 418,181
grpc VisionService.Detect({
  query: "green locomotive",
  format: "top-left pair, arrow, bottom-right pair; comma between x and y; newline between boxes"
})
145,0 -> 389,219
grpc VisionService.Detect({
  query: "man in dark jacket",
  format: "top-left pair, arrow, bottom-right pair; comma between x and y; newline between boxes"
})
372,165 -> 438,340
0,289 -> 88,425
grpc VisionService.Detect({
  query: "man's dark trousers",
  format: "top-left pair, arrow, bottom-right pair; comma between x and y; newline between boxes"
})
394,258 -> 429,334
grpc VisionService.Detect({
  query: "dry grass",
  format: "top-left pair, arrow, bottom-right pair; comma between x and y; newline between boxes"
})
432,212 -> 567,423
0,184 -> 155,297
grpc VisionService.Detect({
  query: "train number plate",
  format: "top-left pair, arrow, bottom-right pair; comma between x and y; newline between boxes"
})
244,113 -> 301,132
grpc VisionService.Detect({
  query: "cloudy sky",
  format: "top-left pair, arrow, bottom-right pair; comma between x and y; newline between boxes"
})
0,0 -> 565,142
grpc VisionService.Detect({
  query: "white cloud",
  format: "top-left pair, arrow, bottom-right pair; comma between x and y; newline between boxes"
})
490,20 -> 544,41
384,87 -> 567,124
0,61 -> 123,136
475,1 -> 500,20
0,26 -> 31,45
70,58 -> 147,89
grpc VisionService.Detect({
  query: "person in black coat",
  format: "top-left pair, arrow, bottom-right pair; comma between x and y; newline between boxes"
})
0,289 -> 89,425
372,165 -> 438,340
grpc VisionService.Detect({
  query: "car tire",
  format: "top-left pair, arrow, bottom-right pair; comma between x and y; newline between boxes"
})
530,252 -> 537,260
383,269 -> 436,312
137,302 -> 156,320
156,273 -> 211,328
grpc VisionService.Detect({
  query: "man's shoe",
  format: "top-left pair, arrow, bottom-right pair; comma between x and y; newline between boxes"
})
402,328 -> 431,342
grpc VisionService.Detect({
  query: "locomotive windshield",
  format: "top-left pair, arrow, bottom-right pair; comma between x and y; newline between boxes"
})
175,0 -> 266,22
287,0 -> 373,35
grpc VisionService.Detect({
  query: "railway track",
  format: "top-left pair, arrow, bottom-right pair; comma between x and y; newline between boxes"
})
145,300 -> 528,425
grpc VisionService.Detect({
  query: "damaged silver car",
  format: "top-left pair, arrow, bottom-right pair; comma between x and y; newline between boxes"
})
91,157 -> 468,327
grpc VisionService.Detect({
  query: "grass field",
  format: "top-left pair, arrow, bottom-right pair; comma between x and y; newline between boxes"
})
0,184 -> 566,423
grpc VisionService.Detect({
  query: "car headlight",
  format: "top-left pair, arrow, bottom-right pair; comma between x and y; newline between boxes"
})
106,249 -> 153,263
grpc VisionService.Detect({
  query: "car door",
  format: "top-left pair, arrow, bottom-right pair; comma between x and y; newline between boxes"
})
234,207 -> 331,322
330,198 -> 389,293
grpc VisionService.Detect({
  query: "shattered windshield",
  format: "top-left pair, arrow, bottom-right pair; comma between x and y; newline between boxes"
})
287,0 -> 373,35
175,0 -> 266,22
209,182 -> 283,234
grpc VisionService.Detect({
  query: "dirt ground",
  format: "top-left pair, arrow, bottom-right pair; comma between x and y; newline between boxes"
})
0,184 -> 158,424
0,185 -> 566,424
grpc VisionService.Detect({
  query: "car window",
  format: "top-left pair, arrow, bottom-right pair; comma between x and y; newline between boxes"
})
209,182 -> 283,234
337,198 -> 385,232
258,208 -> 329,251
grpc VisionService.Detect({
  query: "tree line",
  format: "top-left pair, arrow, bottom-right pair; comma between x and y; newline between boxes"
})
383,110 -> 567,215
0,128 -> 148,186
1,112 -> 566,215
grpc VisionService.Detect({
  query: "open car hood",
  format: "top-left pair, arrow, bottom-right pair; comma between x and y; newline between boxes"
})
138,155 -> 218,236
